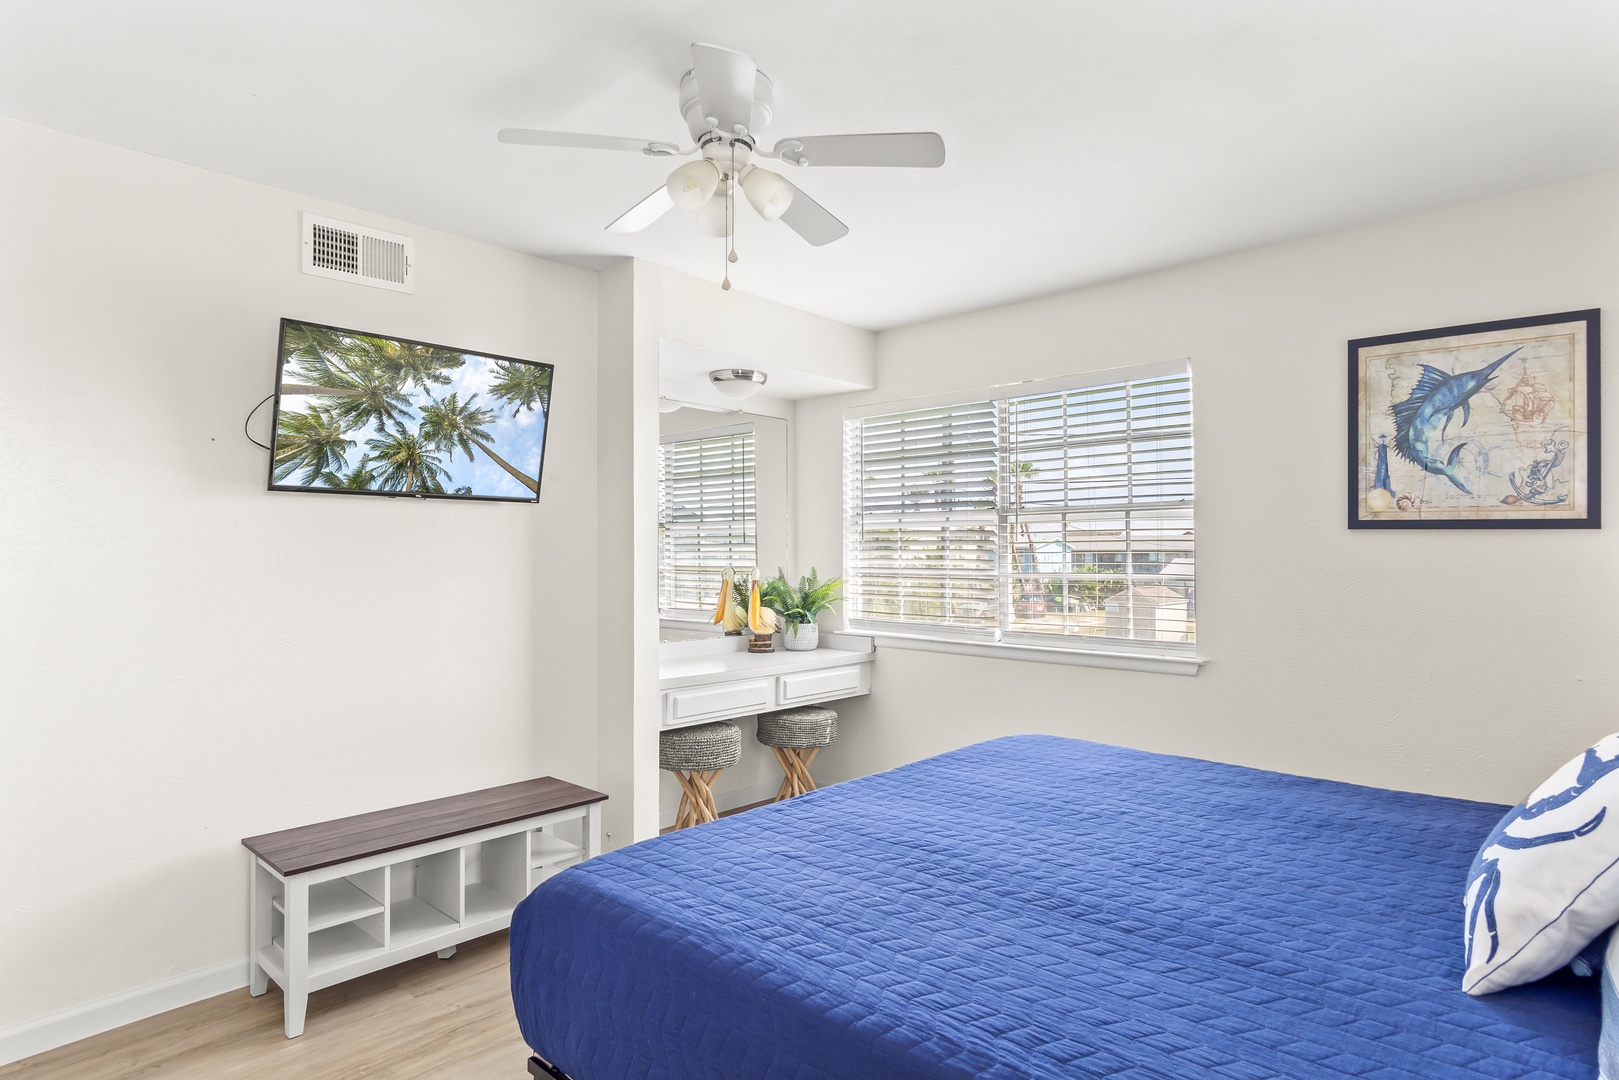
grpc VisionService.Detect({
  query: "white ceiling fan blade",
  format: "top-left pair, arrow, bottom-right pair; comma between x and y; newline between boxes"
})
606,185 -> 674,233
771,132 -> 946,168
690,43 -> 758,134
499,128 -> 682,156
777,180 -> 849,246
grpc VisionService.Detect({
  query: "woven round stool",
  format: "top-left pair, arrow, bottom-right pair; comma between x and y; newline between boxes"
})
660,721 -> 742,829
755,706 -> 838,802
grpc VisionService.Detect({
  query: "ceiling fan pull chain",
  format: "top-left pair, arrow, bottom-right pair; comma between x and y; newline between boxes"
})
721,190 -> 731,291
722,142 -> 736,289
728,144 -> 739,264
721,226 -> 730,291
721,184 -> 731,290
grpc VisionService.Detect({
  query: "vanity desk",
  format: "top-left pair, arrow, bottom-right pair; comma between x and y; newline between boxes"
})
658,633 -> 874,730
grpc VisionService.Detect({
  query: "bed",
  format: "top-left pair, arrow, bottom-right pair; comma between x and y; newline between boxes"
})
509,735 -> 1598,1079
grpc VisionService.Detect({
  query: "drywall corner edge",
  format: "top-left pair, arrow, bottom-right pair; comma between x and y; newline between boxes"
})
594,259 -> 662,848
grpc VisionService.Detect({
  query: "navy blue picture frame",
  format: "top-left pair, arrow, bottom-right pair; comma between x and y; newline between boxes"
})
1347,309 -> 1600,530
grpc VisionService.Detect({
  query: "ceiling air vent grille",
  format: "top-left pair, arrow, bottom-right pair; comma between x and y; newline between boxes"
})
301,213 -> 414,293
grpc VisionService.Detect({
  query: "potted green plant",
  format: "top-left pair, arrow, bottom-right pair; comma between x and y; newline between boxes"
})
760,568 -> 843,652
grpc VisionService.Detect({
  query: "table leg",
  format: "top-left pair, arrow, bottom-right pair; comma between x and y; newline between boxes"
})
249,860 -> 271,996
283,878 -> 309,1038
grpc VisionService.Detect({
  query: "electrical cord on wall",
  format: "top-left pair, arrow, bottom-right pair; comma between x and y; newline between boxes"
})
243,393 -> 274,451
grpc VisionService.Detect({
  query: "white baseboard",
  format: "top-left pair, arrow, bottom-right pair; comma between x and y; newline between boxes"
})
659,779 -> 780,831
0,955 -> 249,1066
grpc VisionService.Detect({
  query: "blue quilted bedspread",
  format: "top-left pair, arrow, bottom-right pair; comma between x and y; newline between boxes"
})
510,736 -> 1598,1079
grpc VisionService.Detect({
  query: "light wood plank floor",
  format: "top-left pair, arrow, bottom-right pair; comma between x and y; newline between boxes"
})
0,932 -> 528,1080
660,796 -> 771,835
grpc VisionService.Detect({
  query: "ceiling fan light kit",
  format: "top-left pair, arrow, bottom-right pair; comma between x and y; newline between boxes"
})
740,166 -> 794,221
695,187 -> 731,238
499,42 -> 945,285
666,158 -> 721,211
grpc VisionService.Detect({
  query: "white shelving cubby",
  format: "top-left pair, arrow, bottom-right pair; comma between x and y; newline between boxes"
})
528,816 -> 587,891
244,778 -> 606,1038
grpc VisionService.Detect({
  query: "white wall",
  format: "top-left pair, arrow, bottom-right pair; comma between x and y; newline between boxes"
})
595,260 -> 662,848
798,167 -> 1619,807
652,264 -> 875,390
0,117 -> 601,1039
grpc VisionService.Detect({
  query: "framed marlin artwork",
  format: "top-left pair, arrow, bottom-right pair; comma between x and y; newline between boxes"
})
1348,309 -> 1600,529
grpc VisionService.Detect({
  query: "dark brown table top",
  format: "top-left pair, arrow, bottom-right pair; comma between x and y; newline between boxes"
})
242,776 -> 608,876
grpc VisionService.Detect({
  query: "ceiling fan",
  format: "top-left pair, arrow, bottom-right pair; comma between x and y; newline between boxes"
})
499,42 -> 944,271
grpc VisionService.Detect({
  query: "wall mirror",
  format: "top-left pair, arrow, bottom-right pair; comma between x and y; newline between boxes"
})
656,404 -> 791,643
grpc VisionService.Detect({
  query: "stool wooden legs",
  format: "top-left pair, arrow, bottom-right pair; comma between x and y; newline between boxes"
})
769,746 -> 820,802
673,768 -> 724,829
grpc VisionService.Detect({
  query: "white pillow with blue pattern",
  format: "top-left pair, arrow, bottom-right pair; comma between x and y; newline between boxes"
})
1464,732 -> 1619,995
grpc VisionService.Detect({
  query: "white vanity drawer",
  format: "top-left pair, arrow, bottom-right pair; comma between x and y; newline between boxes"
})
777,665 -> 867,706
663,678 -> 775,727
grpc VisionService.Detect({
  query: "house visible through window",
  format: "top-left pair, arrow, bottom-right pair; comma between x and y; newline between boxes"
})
659,426 -> 757,616
843,365 -> 1193,655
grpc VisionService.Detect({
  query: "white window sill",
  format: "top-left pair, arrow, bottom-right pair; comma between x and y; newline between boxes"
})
659,615 -> 724,635
854,629 -> 1204,677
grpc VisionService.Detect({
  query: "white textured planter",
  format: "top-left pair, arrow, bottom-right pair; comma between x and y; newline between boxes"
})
781,623 -> 819,651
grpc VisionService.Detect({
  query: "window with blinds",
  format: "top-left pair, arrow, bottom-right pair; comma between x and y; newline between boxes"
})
843,402 -> 1000,637
659,427 -> 756,616
844,367 -> 1194,654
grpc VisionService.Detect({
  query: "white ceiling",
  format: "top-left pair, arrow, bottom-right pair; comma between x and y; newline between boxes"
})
3,2 -> 1617,330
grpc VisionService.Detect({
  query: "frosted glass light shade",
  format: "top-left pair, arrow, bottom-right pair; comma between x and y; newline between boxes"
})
741,167 -> 794,221
695,190 -> 730,237
709,369 -> 767,399
666,159 -> 720,211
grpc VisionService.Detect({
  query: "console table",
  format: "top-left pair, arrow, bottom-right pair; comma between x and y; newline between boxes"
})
658,633 -> 874,730
241,777 -> 607,1038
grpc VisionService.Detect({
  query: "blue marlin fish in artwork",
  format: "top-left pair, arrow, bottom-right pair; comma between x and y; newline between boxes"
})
1391,346 -> 1523,494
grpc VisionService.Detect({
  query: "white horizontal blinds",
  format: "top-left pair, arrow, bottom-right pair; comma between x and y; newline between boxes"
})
845,402 -> 1000,638
658,430 -> 757,615
1002,372 -> 1194,650
845,367 -> 1195,655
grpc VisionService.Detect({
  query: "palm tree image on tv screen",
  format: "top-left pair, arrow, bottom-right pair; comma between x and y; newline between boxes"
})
268,320 -> 552,501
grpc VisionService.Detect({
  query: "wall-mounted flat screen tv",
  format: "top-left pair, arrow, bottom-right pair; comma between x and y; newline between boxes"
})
267,318 -> 552,502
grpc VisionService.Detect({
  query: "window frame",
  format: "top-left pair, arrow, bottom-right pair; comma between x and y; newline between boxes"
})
842,362 -> 1201,676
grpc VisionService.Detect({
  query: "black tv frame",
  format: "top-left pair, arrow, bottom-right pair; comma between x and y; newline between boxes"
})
266,317 -> 553,504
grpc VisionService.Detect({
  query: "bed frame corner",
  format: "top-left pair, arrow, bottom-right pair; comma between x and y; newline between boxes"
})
527,1054 -> 572,1079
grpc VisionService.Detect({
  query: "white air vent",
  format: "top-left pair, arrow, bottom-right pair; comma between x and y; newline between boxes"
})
300,213 -> 414,293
